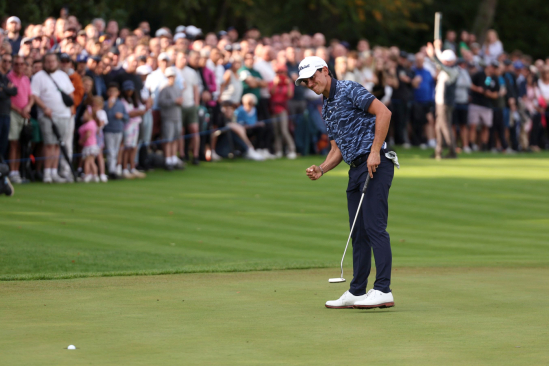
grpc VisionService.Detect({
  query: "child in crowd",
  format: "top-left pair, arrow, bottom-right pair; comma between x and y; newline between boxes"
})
78,106 -> 100,183
120,80 -> 146,179
158,67 -> 183,170
103,82 -> 128,178
235,93 -> 274,159
92,96 -> 108,182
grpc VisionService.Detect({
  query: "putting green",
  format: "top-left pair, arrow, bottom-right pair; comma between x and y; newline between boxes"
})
1,267 -> 547,365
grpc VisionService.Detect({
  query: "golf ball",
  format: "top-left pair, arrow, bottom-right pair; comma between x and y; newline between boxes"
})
68,345 -> 76,350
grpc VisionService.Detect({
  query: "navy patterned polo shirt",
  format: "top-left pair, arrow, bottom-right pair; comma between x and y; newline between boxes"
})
322,78 -> 382,165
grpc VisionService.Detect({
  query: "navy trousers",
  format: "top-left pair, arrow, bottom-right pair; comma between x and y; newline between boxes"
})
347,150 -> 394,295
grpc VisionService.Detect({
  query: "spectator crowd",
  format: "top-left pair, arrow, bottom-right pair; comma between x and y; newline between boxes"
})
1,10 -> 549,191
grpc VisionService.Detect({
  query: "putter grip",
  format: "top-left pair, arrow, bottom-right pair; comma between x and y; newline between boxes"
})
362,175 -> 370,194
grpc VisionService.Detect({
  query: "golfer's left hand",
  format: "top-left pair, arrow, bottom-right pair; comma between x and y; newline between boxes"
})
367,151 -> 380,178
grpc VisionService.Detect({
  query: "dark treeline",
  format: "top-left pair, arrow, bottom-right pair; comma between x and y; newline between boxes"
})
3,0 -> 549,58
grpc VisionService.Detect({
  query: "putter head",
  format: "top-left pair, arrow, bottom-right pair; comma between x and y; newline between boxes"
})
328,278 -> 346,283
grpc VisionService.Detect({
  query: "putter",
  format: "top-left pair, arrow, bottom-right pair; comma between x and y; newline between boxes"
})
329,174 -> 371,283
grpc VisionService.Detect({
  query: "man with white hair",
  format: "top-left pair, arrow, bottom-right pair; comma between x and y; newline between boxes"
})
426,39 -> 459,159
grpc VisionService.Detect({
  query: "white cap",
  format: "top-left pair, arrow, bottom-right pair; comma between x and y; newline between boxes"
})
155,28 -> 171,38
440,50 -> 457,63
136,65 -> 152,75
173,33 -> 186,41
165,66 -> 177,78
158,52 -> 170,62
295,56 -> 328,86
185,25 -> 202,37
7,16 -> 21,25
175,26 -> 186,34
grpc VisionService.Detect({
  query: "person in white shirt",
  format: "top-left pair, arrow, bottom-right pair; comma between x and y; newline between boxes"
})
205,47 -> 225,100
31,53 -> 75,183
253,45 -> 275,121
174,51 -> 201,163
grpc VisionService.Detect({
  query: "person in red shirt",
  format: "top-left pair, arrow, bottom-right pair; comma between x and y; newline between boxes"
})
269,63 -> 296,159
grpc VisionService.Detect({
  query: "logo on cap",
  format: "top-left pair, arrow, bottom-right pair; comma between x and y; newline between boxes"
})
299,64 -> 310,71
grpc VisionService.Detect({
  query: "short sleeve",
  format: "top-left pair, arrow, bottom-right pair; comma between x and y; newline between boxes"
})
31,73 -> 42,97
61,73 -> 75,94
348,82 -> 375,112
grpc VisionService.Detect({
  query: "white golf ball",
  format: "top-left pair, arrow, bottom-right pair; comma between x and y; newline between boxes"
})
68,345 -> 76,350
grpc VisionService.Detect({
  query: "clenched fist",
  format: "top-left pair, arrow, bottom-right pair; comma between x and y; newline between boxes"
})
305,165 -> 323,180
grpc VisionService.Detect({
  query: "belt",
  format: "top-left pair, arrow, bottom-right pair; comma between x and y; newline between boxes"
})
350,153 -> 369,168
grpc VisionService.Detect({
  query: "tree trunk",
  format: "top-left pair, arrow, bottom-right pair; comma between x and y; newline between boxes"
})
471,0 -> 499,43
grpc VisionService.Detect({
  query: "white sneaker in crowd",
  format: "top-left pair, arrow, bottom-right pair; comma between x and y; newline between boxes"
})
100,174 -> 108,183
491,147 -> 499,154
131,169 -> 146,179
259,149 -> 276,160
245,148 -> 265,161
463,146 -> 472,154
84,174 -> 94,183
287,152 -> 297,160
9,172 -> 22,184
122,169 -> 135,179
211,151 -> 222,161
116,164 -> 122,176
353,289 -> 395,309
274,151 -> 283,159
51,174 -> 67,183
471,144 -> 479,152
428,139 -> 436,148
43,173 -> 52,184
325,290 -> 368,309
419,143 -> 427,150
93,175 -> 100,183
505,147 -> 516,154
402,142 -> 412,149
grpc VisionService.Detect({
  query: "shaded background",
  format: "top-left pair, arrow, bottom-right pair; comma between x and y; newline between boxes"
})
3,0 -> 549,58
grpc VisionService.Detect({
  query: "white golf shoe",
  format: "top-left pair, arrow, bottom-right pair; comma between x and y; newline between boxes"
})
353,289 -> 395,309
325,291 -> 368,309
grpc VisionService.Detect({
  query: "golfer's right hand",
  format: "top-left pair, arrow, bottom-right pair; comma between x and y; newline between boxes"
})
306,165 -> 322,180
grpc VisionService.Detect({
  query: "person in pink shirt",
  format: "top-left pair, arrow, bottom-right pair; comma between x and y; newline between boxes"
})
7,55 -> 34,184
269,63 -> 296,159
78,106 -> 99,183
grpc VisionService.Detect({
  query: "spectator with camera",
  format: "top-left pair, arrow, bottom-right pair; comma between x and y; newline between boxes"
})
31,53 -> 74,183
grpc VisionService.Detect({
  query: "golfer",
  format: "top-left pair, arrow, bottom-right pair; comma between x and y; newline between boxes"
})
298,56 -> 396,309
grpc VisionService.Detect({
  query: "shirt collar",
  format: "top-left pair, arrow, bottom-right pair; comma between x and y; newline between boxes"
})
324,77 -> 337,102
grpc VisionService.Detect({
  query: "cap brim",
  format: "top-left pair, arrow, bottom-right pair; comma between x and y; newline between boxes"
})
295,69 -> 317,86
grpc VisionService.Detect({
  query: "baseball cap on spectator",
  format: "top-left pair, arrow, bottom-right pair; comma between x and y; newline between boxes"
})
7,16 -> 21,25
77,30 -> 87,37
232,43 -> 241,51
175,26 -> 186,34
21,37 -> 33,45
90,55 -> 101,62
224,44 -> 233,51
218,30 -> 227,37
399,50 -> 408,59
136,64 -> 152,75
490,60 -> 500,68
158,52 -> 170,62
76,54 -> 88,63
59,53 -> 71,61
341,41 -> 350,50
503,59 -> 512,66
164,66 -> 177,78
440,50 -> 456,63
513,61 -> 524,69
109,47 -> 120,55
185,25 -> 201,38
122,80 -> 135,91
155,28 -> 171,38
174,33 -> 186,41
295,56 -> 328,86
